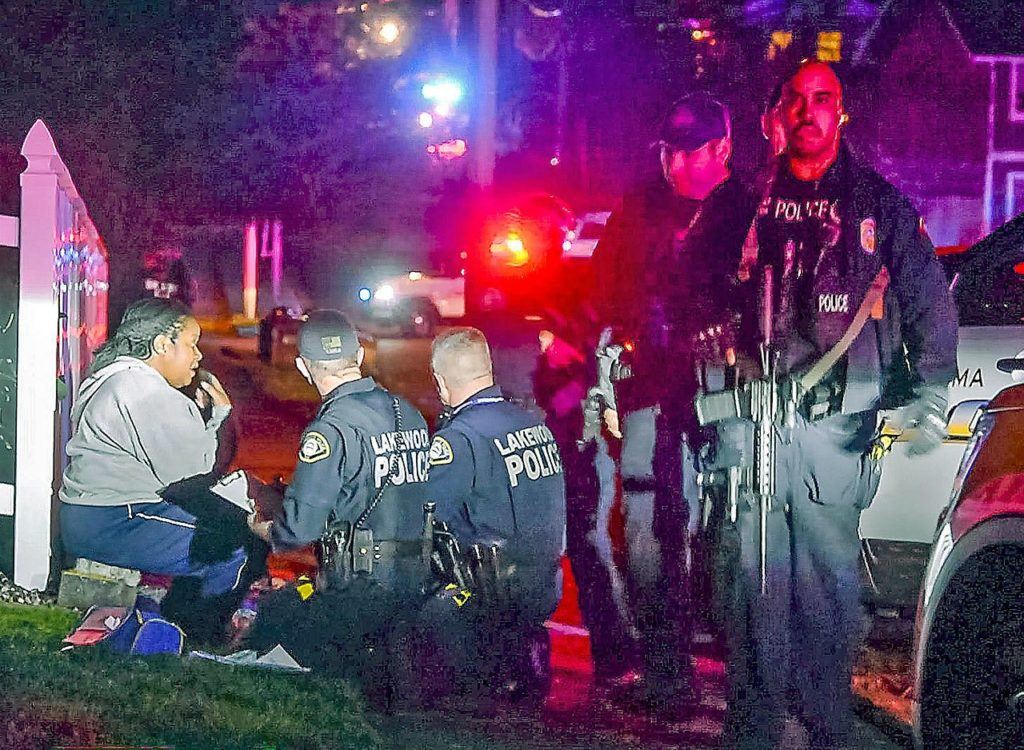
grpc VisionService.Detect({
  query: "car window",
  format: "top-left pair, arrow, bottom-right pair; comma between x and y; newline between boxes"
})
579,222 -> 605,240
947,220 -> 1024,326
946,252 -> 1024,325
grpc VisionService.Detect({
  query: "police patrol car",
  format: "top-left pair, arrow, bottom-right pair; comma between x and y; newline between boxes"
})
861,213 -> 1024,610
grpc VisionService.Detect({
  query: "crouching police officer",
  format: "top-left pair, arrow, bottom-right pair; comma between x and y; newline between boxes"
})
247,310 -> 431,703
421,327 -> 567,705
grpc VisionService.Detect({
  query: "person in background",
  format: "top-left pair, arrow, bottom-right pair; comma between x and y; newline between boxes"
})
590,93 -> 756,718
532,311 -> 634,686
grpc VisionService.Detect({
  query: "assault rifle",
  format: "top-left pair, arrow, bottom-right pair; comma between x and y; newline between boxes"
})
695,266 -> 797,596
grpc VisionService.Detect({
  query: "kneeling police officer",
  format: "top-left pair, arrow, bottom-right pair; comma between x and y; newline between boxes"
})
248,310 -> 431,701
422,327 -> 567,704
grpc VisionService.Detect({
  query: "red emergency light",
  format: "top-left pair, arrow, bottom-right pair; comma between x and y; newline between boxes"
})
489,232 -> 530,268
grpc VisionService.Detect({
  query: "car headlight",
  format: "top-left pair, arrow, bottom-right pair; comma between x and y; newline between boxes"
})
374,284 -> 395,302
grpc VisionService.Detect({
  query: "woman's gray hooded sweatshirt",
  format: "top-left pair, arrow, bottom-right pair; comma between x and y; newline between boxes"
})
60,356 -> 231,507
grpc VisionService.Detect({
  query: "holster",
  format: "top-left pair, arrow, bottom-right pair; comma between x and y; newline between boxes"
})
467,544 -> 511,606
317,521 -> 355,590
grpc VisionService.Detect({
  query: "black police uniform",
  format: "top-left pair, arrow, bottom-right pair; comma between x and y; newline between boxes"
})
720,146 -> 958,749
421,385 -> 567,696
250,376 -> 431,681
592,173 -> 756,704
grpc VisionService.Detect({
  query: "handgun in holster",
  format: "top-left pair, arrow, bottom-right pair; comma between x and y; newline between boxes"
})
422,504 -> 474,592
318,520 -> 354,590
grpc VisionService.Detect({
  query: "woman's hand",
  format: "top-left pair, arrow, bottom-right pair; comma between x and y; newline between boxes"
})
196,369 -> 231,409
247,512 -> 273,543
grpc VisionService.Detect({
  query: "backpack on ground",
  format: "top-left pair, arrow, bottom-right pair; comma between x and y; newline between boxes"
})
64,605 -> 185,656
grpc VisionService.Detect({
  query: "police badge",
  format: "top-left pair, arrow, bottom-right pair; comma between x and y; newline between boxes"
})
429,435 -> 454,465
299,431 -> 331,463
860,217 -> 876,254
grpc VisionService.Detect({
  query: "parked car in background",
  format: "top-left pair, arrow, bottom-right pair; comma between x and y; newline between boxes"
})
860,213 -> 1024,610
363,271 -> 465,337
359,203 -> 613,338
912,360 -> 1024,749
259,306 -> 377,374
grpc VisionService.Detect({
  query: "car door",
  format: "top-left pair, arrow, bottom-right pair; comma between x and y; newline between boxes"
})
859,215 -> 1024,606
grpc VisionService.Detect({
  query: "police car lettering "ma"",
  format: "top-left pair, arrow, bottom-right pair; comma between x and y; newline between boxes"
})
950,368 -> 984,389
818,293 -> 849,314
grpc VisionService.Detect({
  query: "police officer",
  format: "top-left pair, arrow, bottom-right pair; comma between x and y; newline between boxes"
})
532,312 -> 633,687
591,93 -> 756,716
247,310 -> 431,698
422,327 -> 566,702
719,61 -> 958,749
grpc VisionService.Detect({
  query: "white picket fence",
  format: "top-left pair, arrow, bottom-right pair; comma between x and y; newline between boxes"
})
1,120 -> 108,590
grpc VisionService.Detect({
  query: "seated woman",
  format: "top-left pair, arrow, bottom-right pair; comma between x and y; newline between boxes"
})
60,298 -> 247,603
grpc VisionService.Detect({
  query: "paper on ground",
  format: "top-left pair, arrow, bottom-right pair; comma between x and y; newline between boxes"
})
210,470 -> 254,513
188,644 -> 310,673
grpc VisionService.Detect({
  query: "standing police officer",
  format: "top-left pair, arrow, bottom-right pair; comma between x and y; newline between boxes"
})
248,310 -> 431,699
718,61 -> 958,749
422,327 -> 566,703
532,314 -> 633,686
591,93 -> 756,716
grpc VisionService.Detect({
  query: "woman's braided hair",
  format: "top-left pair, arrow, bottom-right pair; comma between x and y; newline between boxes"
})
89,298 -> 192,375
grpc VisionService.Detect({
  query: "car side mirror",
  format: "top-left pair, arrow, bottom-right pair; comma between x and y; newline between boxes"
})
997,357 -> 1024,384
996,357 -> 1024,373
946,399 -> 988,439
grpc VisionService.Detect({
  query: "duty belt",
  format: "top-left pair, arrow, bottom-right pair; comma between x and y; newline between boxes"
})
351,538 -> 423,570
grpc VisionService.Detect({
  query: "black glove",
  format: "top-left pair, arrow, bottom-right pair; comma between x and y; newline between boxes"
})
901,385 -> 948,456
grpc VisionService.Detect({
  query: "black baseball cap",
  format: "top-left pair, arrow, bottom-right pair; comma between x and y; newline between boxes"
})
658,93 -> 730,151
297,309 -> 360,361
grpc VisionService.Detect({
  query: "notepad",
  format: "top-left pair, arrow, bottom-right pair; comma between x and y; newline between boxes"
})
210,470 -> 254,513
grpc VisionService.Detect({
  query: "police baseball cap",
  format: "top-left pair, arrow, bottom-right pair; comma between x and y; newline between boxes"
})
297,309 -> 360,361
658,93 -> 730,152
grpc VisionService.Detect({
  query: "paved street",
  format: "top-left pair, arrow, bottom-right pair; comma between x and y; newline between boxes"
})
203,328 -> 908,749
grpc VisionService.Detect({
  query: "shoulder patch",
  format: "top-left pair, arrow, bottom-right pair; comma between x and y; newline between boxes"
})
860,217 -> 876,254
429,435 -> 454,466
299,431 -> 331,463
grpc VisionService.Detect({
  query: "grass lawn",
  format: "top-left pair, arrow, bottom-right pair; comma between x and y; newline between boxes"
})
0,602 -> 380,749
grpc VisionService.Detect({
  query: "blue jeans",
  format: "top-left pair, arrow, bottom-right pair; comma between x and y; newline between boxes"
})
720,412 -> 881,749
60,500 -> 247,598
619,405 -> 698,696
563,434 -> 633,677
